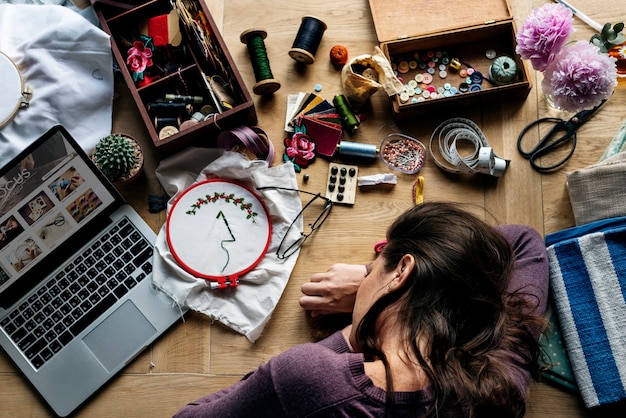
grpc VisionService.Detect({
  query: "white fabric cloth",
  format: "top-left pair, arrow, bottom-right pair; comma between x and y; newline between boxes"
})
153,150 -> 303,342
0,3 -> 113,166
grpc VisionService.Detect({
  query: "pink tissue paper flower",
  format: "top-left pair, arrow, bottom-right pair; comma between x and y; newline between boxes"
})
516,3 -> 574,71
542,41 -> 617,112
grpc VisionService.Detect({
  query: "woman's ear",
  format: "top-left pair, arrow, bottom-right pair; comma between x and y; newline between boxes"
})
392,254 -> 414,289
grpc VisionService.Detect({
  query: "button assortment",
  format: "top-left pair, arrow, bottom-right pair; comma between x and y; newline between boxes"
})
390,49 -> 501,105
325,163 -> 358,205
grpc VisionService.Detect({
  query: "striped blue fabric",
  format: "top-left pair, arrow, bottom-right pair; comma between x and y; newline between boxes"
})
547,220 -> 626,409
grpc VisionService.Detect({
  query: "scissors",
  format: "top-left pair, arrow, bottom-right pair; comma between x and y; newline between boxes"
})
517,100 -> 606,172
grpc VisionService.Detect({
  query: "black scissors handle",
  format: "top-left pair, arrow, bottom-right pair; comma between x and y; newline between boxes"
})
517,100 -> 606,172
517,117 -> 576,172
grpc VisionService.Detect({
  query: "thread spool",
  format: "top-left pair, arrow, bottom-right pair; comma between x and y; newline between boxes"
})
240,28 -> 281,95
289,16 -> 327,64
165,94 -> 204,104
336,141 -> 378,159
154,116 -> 180,132
147,101 -> 192,116
488,56 -> 518,85
333,94 -> 360,134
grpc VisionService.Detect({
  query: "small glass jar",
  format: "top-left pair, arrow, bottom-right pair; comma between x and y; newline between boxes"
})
608,42 -> 626,78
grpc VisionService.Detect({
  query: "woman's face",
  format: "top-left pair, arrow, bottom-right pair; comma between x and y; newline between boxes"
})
350,255 -> 395,349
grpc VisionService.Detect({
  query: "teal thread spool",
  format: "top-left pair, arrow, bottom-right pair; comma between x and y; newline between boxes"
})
336,141 -> 377,159
488,56 -> 518,86
240,28 -> 281,95
333,94 -> 360,134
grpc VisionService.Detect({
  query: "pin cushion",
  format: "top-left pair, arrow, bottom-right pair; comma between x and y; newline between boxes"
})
379,133 -> 426,174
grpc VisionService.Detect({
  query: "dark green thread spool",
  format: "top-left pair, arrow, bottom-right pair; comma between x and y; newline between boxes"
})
240,28 -> 281,95
333,94 -> 360,134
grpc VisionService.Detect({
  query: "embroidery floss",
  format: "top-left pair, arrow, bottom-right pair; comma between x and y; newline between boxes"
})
289,16 -> 327,64
240,29 -> 281,95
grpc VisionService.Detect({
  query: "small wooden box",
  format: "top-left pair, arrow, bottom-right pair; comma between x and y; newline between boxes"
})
368,0 -> 531,119
93,0 -> 256,154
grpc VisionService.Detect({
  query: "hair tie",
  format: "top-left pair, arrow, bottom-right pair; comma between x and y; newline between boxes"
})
374,240 -> 387,253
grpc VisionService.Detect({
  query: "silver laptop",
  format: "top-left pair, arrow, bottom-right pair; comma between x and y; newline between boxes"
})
0,125 -> 184,416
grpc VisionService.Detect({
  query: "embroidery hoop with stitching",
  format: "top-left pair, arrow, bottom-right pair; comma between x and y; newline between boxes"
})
0,51 -> 30,129
166,179 -> 272,288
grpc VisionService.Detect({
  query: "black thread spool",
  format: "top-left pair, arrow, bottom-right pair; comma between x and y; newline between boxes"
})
240,29 -> 281,95
289,16 -> 327,64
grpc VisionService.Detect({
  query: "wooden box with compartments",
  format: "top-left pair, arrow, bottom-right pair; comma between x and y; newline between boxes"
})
367,0 -> 532,120
92,0 -> 256,154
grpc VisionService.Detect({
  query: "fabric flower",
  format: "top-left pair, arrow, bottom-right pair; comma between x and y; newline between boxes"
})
516,3 -> 575,71
541,41 -> 617,112
284,132 -> 316,171
127,40 -> 153,81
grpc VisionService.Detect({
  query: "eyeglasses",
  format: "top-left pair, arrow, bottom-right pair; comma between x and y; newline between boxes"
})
257,186 -> 333,259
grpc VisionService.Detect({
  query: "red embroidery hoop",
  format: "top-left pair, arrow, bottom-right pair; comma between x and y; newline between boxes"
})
166,179 -> 272,289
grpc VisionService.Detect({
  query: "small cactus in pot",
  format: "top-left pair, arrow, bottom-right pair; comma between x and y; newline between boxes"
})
92,134 -> 144,184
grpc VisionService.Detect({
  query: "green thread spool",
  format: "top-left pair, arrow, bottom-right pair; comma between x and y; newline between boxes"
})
240,28 -> 281,95
333,94 -> 360,134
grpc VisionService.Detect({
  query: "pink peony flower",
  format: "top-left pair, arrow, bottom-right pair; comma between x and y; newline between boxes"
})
516,3 -> 575,71
127,41 -> 153,79
541,41 -> 617,112
284,132 -> 316,167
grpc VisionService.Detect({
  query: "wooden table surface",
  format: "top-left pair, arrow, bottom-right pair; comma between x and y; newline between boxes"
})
2,0 -> 625,416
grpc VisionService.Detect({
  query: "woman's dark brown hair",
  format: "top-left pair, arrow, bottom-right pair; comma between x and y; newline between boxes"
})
355,202 -> 544,417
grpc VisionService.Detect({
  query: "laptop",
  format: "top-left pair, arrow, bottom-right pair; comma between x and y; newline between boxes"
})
0,125 -> 184,416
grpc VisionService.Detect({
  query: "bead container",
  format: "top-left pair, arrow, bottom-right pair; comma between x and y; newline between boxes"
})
379,133 -> 426,174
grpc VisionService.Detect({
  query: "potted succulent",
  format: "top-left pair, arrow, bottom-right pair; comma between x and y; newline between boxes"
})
92,133 -> 144,185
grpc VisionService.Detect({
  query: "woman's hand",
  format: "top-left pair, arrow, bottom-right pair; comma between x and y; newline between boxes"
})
300,263 -> 367,317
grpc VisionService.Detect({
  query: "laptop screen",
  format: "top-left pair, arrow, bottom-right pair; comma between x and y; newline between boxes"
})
0,126 -> 122,304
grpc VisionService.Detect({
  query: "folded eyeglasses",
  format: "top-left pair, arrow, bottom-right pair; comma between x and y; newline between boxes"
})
257,186 -> 333,259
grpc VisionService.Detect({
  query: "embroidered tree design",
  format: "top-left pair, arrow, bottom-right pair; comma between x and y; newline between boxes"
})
185,191 -> 258,272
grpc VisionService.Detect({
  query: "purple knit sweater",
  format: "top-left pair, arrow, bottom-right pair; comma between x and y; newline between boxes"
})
174,225 -> 549,417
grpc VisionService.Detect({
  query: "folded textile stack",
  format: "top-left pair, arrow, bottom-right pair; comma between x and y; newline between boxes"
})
546,217 -> 626,409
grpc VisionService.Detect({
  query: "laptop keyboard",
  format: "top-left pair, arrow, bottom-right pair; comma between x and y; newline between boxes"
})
0,217 -> 153,370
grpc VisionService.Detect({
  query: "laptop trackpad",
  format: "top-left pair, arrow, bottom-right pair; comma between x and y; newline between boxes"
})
83,300 -> 156,372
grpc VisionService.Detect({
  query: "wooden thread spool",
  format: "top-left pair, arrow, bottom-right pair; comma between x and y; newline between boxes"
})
289,16 -> 327,64
240,28 -> 281,95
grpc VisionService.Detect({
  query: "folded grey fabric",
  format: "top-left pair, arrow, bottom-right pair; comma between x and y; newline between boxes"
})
566,152 -> 626,226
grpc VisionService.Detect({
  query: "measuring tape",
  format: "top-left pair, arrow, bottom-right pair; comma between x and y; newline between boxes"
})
429,118 -> 508,177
